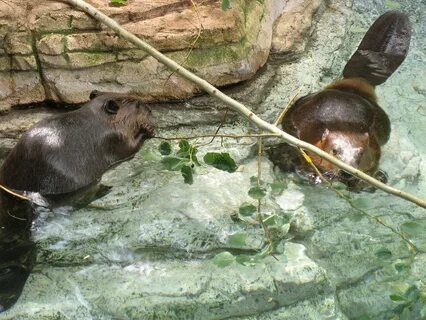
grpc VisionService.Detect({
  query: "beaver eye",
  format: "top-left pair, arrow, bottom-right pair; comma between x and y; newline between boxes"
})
104,100 -> 120,115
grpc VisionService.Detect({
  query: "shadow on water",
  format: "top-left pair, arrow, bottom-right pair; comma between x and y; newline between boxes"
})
0,191 -> 36,312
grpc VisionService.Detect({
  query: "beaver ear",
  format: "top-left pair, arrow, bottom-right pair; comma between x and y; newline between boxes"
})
104,100 -> 120,115
89,90 -> 101,100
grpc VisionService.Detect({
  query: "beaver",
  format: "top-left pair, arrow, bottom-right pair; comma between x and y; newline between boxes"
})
0,90 -> 154,312
274,11 -> 411,187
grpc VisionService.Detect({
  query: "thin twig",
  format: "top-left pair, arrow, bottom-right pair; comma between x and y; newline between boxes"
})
0,183 -> 30,201
153,133 -> 280,140
63,0 -> 426,210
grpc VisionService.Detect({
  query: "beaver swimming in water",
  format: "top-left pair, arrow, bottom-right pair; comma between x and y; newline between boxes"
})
0,90 -> 154,312
271,11 -> 411,188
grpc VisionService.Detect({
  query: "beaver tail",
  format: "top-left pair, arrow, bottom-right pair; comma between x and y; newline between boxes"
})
343,11 -> 411,86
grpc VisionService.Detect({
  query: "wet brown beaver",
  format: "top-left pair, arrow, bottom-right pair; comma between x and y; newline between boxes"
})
0,90 -> 154,197
272,11 -> 411,187
0,90 -> 154,312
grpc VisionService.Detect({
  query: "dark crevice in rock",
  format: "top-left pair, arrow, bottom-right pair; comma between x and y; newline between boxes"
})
30,30 -> 52,101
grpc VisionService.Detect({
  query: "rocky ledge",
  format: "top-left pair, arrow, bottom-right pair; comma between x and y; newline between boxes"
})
0,0 -> 322,111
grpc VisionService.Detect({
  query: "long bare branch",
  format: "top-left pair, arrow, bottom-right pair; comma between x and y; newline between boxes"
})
62,0 -> 426,210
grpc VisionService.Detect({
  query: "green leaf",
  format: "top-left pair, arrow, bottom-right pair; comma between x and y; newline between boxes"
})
228,232 -> 247,247
385,0 -> 402,9
181,165 -> 194,185
203,152 -> 237,173
248,186 -> 267,200
270,181 -> 287,195
263,214 -> 278,226
110,0 -> 127,5
158,141 -> 172,155
161,157 -> 186,171
375,248 -> 392,260
400,221 -> 424,237
404,285 -> 419,301
235,254 -> 257,266
178,140 -> 190,154
213,251 -> 235,267
390,294 -> 407,302
221,0 -> 230,10
239,203 -> 257,216
351,197 -> 371,209
394,261 -> 410,273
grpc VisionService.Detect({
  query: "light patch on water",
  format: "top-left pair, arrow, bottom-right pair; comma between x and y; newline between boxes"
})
49,240 -> 68,250
124,262 -> 165,276
28,126 -> 63,147
276,189 -> 305,211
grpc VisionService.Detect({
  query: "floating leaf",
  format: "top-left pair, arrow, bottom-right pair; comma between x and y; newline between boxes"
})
400,221 -> 424,237
181,165 -> 194,185
204,152 -> 237,173
213,251 -> 235,267
248,186 -> 267,200
161,157 -> 185,171
375,248 -> 392,260
221,0 -> 230,10
239,203 -> 257,216
158,141 -> 172,155
228,232 -> 247,247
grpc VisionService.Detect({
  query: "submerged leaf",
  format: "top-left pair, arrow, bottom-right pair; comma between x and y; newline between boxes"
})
270,181 -> 287,195
248,186 -> 267,200
213,251 -> 235,267
227,232 -> 247,247
203,152 -> 237,173
239,203 -> 257,217
390,294 -> 407,302
158,141 -> 172,155
400,221 -> 424,237
161,157 -> 186,171
221,0 -> 230,10
181,165 -> 194,185
375,248 -> 392,260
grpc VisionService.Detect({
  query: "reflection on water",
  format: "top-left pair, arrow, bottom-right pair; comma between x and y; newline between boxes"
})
0,191 -> 36,312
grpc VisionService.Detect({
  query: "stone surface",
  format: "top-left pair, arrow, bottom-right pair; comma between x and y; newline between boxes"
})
271,0 -> 324,56
0,0 -> 292,109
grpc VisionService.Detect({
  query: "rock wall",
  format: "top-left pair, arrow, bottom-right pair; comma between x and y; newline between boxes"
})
0,0 -> 305,111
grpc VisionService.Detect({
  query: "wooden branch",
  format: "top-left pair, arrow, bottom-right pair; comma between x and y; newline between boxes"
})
63,0 -> 426,210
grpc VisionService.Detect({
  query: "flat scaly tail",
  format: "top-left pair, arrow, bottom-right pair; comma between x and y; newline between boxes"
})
343,10 -> 411,86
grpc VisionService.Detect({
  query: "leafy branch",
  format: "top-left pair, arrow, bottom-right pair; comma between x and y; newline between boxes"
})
63,0 -> 426,210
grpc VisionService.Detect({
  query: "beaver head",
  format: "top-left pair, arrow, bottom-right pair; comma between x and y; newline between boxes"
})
309,128 -> 380,180
88,90 -> 154,153
0,91 -> 155,195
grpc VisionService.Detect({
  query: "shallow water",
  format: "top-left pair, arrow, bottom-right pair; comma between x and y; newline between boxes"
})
0,0 -> 425,319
